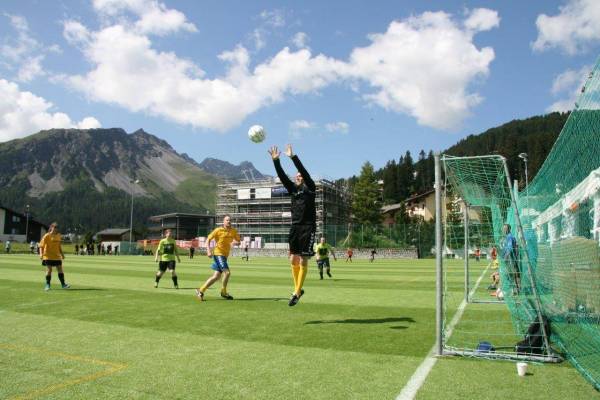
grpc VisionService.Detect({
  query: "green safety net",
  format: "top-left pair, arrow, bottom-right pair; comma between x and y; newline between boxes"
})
442,57 -> 600,388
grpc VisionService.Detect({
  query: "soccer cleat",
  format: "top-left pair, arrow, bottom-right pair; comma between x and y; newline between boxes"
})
154,282 -> 158,288
195,288 -> 205,301
175,285 -> 179,289
61,283 -> 70,289
220,292 -> 234,300
327,271 -> 332,278
299,289 -> 305,298
288,294 -> 299,307
44,283 -> 50,291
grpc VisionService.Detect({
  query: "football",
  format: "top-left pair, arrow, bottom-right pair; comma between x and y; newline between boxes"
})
248,125 -> 266,143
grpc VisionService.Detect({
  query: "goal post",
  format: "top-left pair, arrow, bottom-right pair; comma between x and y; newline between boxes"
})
435,153 -> 560,362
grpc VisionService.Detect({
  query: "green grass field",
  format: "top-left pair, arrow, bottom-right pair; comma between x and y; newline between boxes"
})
0,254 -> 597,399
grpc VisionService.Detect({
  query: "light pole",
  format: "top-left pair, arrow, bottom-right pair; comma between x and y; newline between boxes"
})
129,179 -> 140,253
25,204 -> 30,244
518,153 -> 529,210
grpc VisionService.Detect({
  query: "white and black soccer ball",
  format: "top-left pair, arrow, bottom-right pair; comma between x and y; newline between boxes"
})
248,125 -> 266,143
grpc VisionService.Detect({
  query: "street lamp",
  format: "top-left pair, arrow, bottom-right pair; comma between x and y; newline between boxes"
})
518,153 -> 529,209
129,179 -> 140,253
25,204 -> 30,244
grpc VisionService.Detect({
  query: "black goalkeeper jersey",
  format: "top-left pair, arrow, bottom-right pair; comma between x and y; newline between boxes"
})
273,155 -> 316,225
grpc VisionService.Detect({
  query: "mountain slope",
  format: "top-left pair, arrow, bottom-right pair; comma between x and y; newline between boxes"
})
0,128 -> 219,232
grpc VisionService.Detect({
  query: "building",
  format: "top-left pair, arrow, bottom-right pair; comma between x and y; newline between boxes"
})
405,189 -> 436,222
95,228 -> 134,242
148,213 -> 215,240
381,203 -> 405,226
216,178 -> 351,248
0,205 -> 48,243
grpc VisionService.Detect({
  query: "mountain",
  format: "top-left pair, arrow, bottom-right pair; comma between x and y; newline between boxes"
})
199,158 -> 267,180
0,128 -> 262,233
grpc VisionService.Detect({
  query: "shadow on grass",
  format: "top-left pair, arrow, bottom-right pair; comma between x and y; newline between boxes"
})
234,297 -> 288,302
60,288 -> 108,291
305,317 -> 416,325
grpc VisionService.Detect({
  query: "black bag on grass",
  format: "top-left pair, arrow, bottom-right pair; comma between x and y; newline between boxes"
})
515,316 -> 550,355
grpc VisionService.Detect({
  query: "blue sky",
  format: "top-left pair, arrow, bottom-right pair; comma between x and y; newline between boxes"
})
1,0 -> 599,179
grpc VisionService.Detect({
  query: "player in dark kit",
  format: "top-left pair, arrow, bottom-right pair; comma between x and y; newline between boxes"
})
269,144 -> 316,307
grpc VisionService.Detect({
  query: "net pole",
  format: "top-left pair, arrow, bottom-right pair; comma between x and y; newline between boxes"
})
502,158 -> 553,356
435,153 -> 443,356
464,202 -> 470,303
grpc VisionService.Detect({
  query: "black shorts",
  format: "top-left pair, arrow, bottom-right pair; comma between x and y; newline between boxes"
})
158,261 -> 176,272
317,258 -> 330,268
289,224 -> 316,257
42,260 -> 62,267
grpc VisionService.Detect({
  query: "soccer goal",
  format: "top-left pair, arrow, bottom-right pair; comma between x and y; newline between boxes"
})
435,153 -> 559,362
435,56 -> 600,389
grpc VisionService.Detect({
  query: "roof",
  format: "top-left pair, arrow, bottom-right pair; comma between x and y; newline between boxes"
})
381,203 -> 404,214
0,204 -> 49,228
149,212 -> 214,220
96,228 -> 130,236
404,189 -> 435,204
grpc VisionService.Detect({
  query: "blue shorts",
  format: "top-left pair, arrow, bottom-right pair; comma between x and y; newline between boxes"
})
211,256 -> 230,272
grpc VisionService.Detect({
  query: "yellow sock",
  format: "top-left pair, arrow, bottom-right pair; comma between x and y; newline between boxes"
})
291,264 -> 300,291
221,287 -> 227,294
296,265 -> 308,294
200,285 -> 207,293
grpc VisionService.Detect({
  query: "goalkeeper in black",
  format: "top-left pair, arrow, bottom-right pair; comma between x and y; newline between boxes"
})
269,144 -> 316,307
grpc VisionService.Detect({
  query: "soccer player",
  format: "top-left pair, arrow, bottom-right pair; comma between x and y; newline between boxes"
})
346,248 -> 353,262
501,224 -> 520,291
195,215 -> 240,301
242,244 -> 249,261
39,222 -> 70,291
268,144 -> 316,306
369,248 -> 377,262
154,229 -> 181,289
315,237 -> 336,279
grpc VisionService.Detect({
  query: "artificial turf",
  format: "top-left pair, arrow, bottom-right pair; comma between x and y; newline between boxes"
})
0,254 -> 597,399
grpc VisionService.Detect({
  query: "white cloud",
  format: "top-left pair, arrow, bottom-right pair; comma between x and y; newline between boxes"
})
251,29 -> 267,50
0,13 -> 51,82
260,9 -> 285,28
345,8 -> 496,130
547,65 -> 591,112
62,6 -> 497,132
77,116 -> 102,129
533,0 -> 600,54
93,0 -> 197,36
290,120 -> 315,130
289,119 -> 315,138
0,79 -> 101,141
464,8 -> 500,32
325,121 -> 349,133
292,32 -> 309,49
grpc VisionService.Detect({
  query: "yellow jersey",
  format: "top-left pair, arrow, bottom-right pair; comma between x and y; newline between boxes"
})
40,232 -> 63,260
207,227 -> 240,257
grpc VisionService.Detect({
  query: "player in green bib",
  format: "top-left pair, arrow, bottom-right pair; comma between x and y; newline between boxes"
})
154,229 -> 181,288
315,237 -> 336,280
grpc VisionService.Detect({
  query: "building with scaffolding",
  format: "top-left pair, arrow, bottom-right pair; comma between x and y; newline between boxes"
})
216,179 -> 351,248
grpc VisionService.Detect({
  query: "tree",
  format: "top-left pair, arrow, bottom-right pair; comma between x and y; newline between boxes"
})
352,162 -> 382,226
382,160 -> 399,204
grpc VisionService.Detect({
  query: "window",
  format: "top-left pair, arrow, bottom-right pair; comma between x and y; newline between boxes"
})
12,215 -> 20,223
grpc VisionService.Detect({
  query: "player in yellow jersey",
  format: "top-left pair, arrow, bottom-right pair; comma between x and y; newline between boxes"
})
39,222 -> 69,291
195,215 -> 240,301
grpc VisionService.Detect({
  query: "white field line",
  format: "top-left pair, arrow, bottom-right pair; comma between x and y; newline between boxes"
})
396,265 -> 490,400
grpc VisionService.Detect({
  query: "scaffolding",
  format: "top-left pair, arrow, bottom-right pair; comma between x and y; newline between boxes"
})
216,178 -> 351,248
